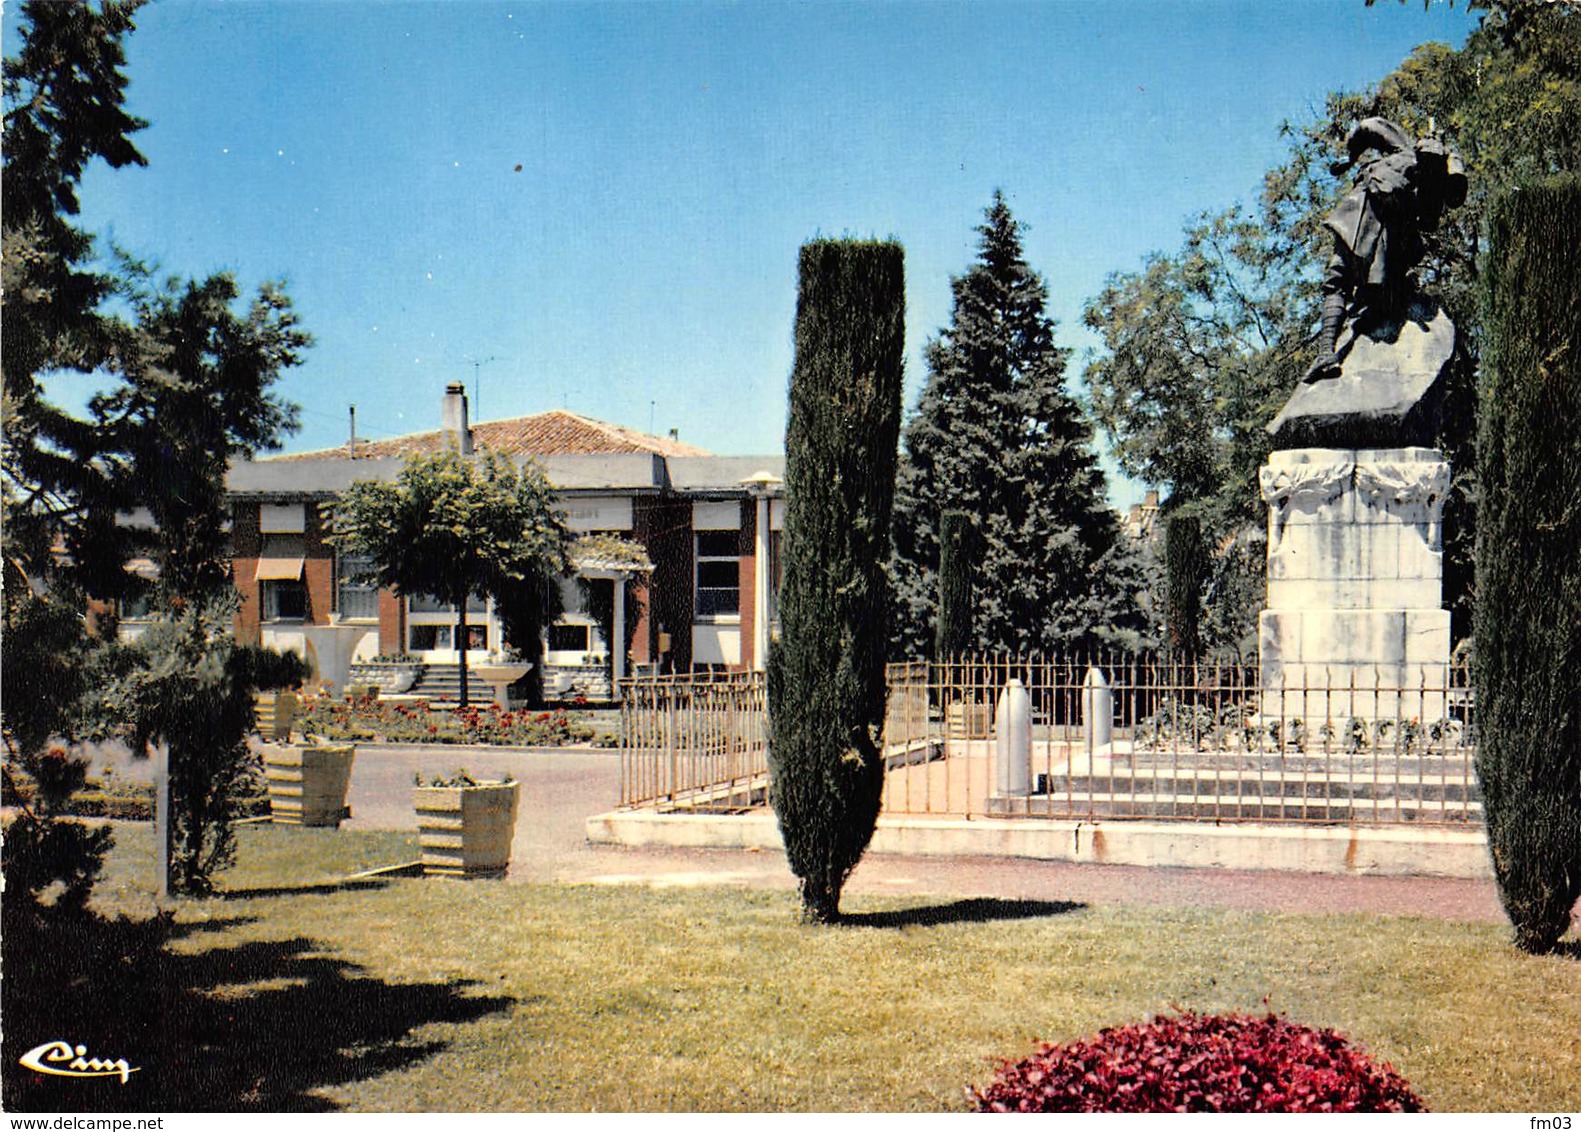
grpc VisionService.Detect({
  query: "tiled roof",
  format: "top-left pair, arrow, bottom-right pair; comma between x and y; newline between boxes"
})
266,409 -> 711,462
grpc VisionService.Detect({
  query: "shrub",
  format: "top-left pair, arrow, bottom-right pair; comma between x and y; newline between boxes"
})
970,1011 -> 1424,1113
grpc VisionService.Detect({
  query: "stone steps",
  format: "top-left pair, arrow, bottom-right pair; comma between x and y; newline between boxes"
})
998,757 -> 1484,822
993,791 -> 1482,823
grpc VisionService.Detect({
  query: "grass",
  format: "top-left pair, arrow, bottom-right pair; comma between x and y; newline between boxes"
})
7,822 -> 1579,1113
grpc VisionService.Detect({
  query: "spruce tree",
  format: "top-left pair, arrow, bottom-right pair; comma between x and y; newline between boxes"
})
1473,174 -> 1581,955
891,192 -> 1140,659
768,239 -> 905,924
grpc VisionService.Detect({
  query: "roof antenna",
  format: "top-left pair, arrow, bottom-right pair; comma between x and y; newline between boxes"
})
462,354 -> 497,420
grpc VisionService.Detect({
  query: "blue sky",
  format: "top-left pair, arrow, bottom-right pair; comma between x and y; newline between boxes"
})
24,0 -> 1479,502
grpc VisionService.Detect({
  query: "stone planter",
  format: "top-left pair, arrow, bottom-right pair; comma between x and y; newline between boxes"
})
472,661 -> 533,707
414,780 -> 520,878
254,690 -> 299,742
263,742 -> 356,827
349,662 -> 422,695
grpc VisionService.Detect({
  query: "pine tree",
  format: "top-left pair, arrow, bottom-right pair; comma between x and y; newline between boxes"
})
1473,173 -> 1581,955
892,192 -> 1141,658
3,0 -> 150,591
768,239 -> 905,924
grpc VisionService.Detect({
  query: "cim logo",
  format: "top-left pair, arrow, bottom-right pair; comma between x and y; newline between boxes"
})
19,1041 -> 139,1084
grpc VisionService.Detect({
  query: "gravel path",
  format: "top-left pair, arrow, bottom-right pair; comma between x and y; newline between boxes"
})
337,743 -> 1511,924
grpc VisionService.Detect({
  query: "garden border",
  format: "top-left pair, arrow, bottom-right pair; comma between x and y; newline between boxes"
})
585,809 -> 1492,879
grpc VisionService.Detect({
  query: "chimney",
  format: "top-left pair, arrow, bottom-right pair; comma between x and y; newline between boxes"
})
442,381 -> 473,455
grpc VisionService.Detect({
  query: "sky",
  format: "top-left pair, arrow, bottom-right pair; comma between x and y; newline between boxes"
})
17,0 -> 1481,505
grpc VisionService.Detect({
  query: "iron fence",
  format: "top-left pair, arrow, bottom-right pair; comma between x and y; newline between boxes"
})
619,655 -> 1479,825
618,670 -> 769,810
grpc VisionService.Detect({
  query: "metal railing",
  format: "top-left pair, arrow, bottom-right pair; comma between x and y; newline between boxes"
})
619,655 -> 1479,825
618,670 -> 769,810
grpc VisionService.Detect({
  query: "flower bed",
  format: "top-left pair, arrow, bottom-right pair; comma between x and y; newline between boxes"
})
970,1011 -> 1424,1113
296,696 -> 594,747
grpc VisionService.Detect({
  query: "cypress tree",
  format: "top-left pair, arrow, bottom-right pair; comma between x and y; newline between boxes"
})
1164,511 -> 1207,659
935,510 -> 976,661
768,239 -> 905,924
1473,174 -> 1581,954
891,191 -> 1141,658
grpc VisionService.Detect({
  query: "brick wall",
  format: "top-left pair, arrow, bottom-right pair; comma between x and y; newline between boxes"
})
232,502 -> 262,645
739,498 -> 758,672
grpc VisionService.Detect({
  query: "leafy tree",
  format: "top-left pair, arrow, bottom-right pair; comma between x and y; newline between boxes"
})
1473,173 -> 1581,955
1082,208 -> 1305,658
891,192 -> 1143,660
334,449 -> 572,706
769,239 -> 905,923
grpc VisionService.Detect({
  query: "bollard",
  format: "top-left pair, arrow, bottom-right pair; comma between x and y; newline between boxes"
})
1083,666 -> 1112,757
995,678 -> 1032,796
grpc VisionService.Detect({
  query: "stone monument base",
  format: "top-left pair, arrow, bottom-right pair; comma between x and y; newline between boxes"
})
1258,609 -> 1450,721
1258,446 -> 1451,722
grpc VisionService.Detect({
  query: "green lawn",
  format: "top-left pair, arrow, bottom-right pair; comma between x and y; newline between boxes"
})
7,823 -> 1578,1112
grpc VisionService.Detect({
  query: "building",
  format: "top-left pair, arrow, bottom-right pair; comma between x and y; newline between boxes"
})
218,383 -> 784,697
1124,488 -> 1161,541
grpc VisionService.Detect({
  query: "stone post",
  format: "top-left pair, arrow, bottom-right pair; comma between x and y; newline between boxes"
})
1083,666 -> 1113,756
995,678 -> 1032,796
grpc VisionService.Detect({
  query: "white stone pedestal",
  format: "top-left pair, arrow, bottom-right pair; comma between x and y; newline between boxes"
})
1258,447 -> 1451,721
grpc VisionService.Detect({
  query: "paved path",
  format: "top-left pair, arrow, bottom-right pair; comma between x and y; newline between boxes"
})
340,744 -> 1511,924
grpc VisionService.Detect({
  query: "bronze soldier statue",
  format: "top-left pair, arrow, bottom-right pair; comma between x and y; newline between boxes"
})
1302,117 -> 1467,383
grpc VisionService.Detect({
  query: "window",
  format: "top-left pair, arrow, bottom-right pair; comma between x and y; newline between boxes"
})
410,624 -> 449,651
695,530 -> 739,617
549,623 -> 590,653
257,533 -> 306,622
409,624 -> 485,651
336,552 -> 379,620
409,592 -> 486,614
120,591 -> 156,622
262,579 -> 307,621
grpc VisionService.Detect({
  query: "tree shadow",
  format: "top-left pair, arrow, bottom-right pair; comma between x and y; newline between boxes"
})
840,897 -> 1086,929
211,877 -> 396,901
2,904 -> 514,1112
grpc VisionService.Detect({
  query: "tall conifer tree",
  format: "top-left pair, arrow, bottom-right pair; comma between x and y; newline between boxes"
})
891,192 -> 1141,658
1473,174 -> 1581,954
769,239 -> 905,923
